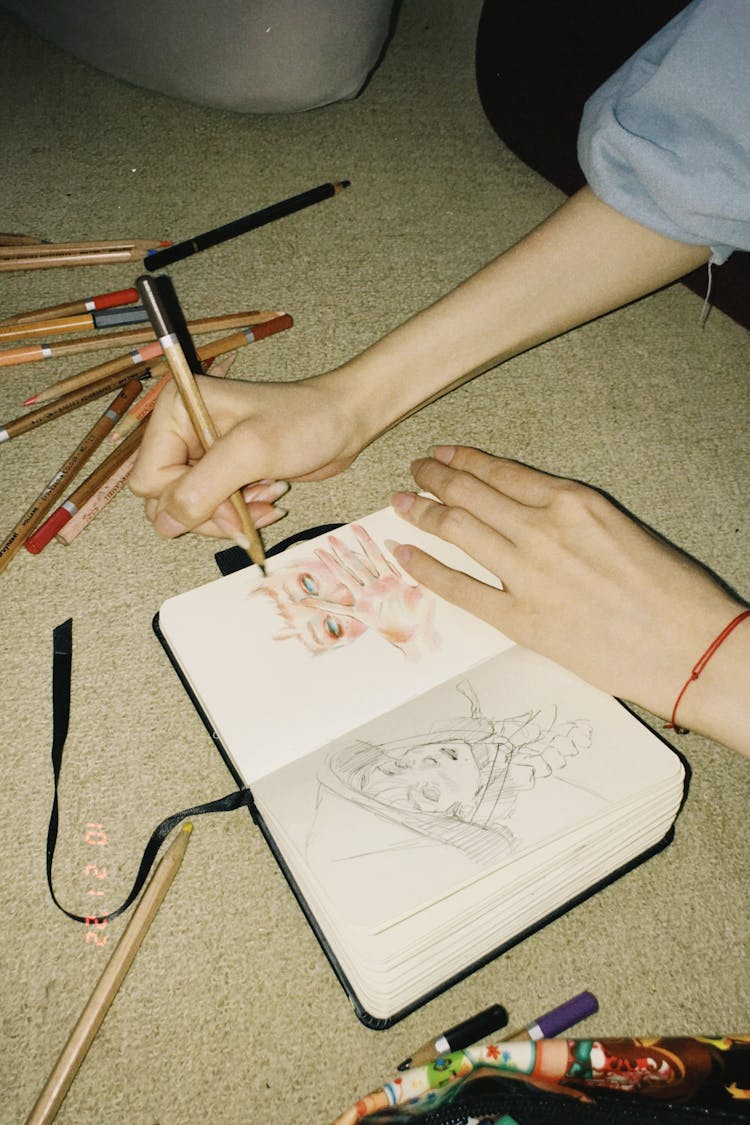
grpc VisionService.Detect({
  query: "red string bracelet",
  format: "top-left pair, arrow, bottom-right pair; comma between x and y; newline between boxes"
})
665,607 -> 750,733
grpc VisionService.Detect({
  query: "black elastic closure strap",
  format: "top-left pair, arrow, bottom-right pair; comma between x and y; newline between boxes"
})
47,618 -> 252,924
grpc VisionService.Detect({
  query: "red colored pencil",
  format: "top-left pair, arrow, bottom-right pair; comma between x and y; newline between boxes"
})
0,286 -> 140,327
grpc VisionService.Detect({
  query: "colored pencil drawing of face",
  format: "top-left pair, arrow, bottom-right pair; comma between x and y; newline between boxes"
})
254,525 -> 440,658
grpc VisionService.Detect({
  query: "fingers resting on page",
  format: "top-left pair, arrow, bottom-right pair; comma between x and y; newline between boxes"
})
389,445 -> 743,719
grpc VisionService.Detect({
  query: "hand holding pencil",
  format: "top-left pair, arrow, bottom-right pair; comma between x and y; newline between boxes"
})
135,275 -> 269,571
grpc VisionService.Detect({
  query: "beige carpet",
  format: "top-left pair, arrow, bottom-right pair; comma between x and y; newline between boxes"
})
1,2 -> 748,1122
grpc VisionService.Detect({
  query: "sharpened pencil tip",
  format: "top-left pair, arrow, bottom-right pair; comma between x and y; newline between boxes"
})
23,394 -> 38,406
182,822 -> 194,835
396,1059 -> 410,1072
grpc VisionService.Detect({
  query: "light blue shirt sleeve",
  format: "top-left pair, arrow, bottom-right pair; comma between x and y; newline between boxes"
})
577,0 -> 750,264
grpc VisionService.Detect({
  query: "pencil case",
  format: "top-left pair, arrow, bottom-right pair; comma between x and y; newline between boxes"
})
333,1036 -> 750,1125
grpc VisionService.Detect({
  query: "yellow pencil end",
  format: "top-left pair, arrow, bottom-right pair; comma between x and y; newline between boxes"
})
182,822 -> 194,835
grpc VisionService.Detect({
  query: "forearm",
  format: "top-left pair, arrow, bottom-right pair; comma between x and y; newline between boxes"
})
337,187 -> 710,447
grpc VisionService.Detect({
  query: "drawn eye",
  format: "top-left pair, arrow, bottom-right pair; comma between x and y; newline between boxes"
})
324,616 -> 343,639
300,573 -> 319,596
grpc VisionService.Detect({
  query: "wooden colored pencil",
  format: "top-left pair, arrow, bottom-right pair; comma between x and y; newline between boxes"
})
0,309 -> 283,368
0,238 -> 167,257
23,350 -> 160,407
0,364 -> 151,444
0,306 -> 148,343
137,274 -> 267,571
54,447 -> 140,545
24,313 -> 291,405
0,286 -> 140,327
25,422 -> 146,552
24,824 -> 192,1125
0,231 -> 48,246
0,239 -> 170,273
0,380 -> 142,573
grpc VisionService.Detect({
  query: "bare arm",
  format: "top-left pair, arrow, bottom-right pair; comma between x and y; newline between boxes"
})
130,187 -> 710,538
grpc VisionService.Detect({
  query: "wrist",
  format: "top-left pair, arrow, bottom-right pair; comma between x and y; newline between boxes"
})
663,604 -> 750,757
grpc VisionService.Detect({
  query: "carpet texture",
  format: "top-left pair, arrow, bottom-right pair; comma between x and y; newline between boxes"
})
0,2 -> 748,1123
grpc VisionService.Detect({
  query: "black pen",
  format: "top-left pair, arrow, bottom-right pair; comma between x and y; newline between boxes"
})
397,1003 -> 508,1071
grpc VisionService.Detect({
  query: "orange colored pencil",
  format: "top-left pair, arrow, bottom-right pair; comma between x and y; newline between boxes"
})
54,448 -> 141,546
0,238 -> 170,271
0,380 -> 142,573
25,422 -> 146,553
24,313 -> 291,405
0,365 -> 151,444
0,306 -> 148,343
0,286 -> 140,327
0,310 -> 283,368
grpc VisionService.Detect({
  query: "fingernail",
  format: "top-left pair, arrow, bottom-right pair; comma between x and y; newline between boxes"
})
428,444 -> 455,464
255,506 -> 288,528
392,543 -> 412,565
391,491 -> 416,514
154,510 -> 187,538
243,479 -> 290,503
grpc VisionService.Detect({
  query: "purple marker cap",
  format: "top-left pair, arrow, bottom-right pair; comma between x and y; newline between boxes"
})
532,991 -> 599,1039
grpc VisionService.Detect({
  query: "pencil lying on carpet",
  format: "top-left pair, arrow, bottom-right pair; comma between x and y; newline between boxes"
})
136,273 -> 267,573
0,285 -> 141,327
0,238 -> 170,271
0,309 -> 283,368
110,315 -> 293,442
0,379 -> 142,572
145,179 -> 350,270
24,312 -> 292,406
24,824 -> 192,1125
0,305 -> 149,342
0,364 -> 152,443
25,422 -> 146,553
0,231 -> 48,246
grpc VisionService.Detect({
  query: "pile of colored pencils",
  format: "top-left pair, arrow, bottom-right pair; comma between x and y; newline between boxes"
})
0,277 -> 292,573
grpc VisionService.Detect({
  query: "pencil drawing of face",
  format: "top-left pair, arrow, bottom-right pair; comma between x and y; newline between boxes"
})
254,525 -> 440,658
321,681 -> 595,863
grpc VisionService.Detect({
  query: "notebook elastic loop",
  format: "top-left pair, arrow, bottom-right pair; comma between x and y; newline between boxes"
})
47,617 -> 252,925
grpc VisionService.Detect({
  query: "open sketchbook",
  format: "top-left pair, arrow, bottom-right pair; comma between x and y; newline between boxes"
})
155,507 -> 685,1028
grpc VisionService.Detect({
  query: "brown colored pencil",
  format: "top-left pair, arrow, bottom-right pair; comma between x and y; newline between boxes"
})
25,313 -> 291,406
24,824 -> 192,1125
0,239 -> 169,273
23,350 -> 159,407
0,231 -> 48,246
109,314 -> 293,442
0,306 -> 148,343
0,285 -> 140,327
137,274 -> 267,572
54,447 -> 140,546
50,351 -> 239,547
0,379 -> 142,573
0,309 -> 283,368
25,423 -> 146,553
0,364 -> 151,444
